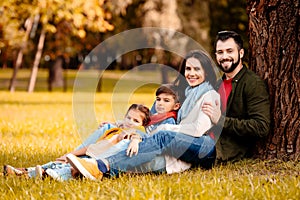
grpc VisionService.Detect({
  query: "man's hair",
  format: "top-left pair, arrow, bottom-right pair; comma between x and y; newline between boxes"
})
156,84 -> 180,104
126,104 -> 151,126
214,30 -> 244,50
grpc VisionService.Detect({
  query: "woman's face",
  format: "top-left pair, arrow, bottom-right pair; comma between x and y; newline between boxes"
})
184,57 -> 205,87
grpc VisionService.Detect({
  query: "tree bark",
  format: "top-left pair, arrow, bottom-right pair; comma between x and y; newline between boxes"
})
247,0 -> 300,160
28,29 -> 46,93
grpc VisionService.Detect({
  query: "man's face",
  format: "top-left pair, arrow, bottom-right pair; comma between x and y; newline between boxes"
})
215,38 -> 243,73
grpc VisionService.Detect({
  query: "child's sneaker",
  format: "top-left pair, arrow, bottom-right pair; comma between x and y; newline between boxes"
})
35,165 -> 44,179
45,167 -> 73,181
3,165 -> 29,178
66,154 -> 103,180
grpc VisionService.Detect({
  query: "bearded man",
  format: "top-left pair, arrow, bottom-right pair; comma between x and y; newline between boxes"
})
202,31 -> 271,162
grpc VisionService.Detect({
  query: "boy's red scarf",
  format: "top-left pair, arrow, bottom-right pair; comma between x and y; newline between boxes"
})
147,111 -> 177,126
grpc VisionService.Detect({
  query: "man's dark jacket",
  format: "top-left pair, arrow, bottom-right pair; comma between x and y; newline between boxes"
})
215,65 -> 270,162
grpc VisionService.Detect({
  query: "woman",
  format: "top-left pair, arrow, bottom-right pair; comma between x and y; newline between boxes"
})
67,50 -> 221,180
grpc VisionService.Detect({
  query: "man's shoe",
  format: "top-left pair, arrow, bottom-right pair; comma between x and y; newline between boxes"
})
66,154 -> 102,180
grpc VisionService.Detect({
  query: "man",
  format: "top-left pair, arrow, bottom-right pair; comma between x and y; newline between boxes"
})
202,30 -> 270,162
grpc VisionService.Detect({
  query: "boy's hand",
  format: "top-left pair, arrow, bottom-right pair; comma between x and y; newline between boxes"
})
126,139 -> 140,157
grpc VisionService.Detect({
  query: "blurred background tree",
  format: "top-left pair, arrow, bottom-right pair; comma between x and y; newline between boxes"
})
1,0 -> 114,92
0,0 -> 248,91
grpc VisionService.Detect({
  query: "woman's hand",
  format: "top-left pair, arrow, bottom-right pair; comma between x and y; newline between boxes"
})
126,139 -> 140,157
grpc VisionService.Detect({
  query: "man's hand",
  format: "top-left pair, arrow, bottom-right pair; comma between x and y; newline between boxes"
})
202,99 -> 221,124
126,139 -> 140,157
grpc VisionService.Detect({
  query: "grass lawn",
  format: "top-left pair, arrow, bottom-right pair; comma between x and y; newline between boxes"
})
0,70 -> 299,199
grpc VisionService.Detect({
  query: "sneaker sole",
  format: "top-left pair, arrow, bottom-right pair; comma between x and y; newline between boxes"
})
66,154 -> 96,180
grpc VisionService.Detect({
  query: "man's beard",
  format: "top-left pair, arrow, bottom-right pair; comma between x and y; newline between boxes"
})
218,54 -> 241,73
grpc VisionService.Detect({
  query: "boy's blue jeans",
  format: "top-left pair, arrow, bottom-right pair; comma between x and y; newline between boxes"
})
106,130 -> 216,176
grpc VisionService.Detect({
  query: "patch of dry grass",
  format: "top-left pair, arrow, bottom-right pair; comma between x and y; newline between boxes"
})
0,92 -> 299,200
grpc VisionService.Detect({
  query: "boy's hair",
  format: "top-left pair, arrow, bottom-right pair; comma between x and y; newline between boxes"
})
156,84 -> 180,104
214,30 -> 244,50
126,104 -> 151,126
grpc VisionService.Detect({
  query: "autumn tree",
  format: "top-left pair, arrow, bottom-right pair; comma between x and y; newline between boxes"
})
27,0 -> 114,92
247,0 -> 299,160
0,0 -> 114,92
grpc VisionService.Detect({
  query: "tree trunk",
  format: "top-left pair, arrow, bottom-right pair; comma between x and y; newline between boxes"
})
28,29 -> 46,93
247,0 -> 300,160
9,17 -> 33,92
48,56 -> 65,92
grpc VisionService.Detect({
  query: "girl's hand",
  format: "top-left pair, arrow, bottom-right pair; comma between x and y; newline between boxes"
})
116,130 -> 131,141
126,139 -> 140,157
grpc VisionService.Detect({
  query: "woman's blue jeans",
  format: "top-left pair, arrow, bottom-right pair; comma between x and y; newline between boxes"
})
106,130 -> 216,176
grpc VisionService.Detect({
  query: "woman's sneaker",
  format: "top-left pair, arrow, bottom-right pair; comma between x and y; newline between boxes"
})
45,167 -> 73,181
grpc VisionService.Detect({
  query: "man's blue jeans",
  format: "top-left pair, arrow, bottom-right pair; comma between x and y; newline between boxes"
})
106,130 -> 216,176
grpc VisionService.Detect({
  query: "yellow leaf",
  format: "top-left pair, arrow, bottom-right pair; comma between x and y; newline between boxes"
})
78,29 -> 86,38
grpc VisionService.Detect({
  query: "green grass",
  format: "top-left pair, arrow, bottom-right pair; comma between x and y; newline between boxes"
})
0,91 -> 299,199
